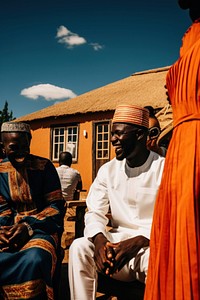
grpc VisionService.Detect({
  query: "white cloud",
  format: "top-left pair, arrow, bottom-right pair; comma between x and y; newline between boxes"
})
90,43 -> 104,51
56,25 -> 87,48
20,84 -> 77,101
56,25 -> 71,38
56,25 -> 103,50
58,35 -> 87,47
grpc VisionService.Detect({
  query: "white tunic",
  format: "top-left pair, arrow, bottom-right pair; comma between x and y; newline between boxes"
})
85,150 -> 165,241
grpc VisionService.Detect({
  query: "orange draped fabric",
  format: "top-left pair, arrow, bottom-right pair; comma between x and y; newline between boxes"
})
144,20 -> 200,300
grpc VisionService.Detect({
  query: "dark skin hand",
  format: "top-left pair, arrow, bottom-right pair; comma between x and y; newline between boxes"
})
106,236 -> 149,276
0,223 -> 30,252
93,233 -> 149,277
93,233 -> 115,275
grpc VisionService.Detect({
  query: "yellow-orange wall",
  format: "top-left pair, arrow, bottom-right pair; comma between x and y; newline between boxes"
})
28,111 -> 114,194
31,126 -> 51,158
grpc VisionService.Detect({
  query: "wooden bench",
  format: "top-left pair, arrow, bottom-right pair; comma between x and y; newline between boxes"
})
66,199 -> 87,239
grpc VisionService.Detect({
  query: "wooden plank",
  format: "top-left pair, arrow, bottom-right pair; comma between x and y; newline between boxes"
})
67,200 -> 86,208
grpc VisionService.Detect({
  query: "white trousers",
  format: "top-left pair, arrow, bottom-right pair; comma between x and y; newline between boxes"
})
68,237 -> 149,300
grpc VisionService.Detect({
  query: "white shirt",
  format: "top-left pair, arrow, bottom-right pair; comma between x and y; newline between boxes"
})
56,165 -> 82,201
84,151 -> 165,242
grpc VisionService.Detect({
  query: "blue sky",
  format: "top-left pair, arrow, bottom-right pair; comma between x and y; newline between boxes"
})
0,0 -> 191,118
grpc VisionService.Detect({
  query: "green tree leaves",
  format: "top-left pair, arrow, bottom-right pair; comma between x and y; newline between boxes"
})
0,101 -> 15,125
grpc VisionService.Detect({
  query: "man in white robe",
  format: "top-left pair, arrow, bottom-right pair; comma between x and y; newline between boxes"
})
69,104 -> 165,300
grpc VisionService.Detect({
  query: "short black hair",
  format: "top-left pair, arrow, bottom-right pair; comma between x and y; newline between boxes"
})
59,151 -> 72,166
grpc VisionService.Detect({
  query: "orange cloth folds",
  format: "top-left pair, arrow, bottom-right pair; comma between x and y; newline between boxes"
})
144,20 -> 200,300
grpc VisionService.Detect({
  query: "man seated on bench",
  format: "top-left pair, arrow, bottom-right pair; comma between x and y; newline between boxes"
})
69,104 -> 165,299
0,122 -> 65,299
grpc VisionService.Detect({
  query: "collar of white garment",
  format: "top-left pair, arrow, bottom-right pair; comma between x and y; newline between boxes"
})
123,151 -> 153,177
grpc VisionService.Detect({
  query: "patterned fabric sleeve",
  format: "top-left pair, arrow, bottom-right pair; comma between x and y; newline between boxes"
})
18,160 -> 66,237
0,194 -> 13,226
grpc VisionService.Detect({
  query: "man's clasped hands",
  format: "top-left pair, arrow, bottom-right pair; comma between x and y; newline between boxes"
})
0,223 -> 29,252
93,233 -> 149,276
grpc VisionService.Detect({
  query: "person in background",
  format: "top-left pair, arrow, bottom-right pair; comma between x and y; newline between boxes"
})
145,106 -> 167,156
0,122 -> 65,299
56,151 -> 82,201
56,151 -> 84,240
68,104 -> 165,300
144,1 -> 200,299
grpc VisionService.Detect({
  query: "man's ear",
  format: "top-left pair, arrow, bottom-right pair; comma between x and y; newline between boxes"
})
136,129 -> 145,141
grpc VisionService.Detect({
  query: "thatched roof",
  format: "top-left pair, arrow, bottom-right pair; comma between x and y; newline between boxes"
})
16,66 -> 171,122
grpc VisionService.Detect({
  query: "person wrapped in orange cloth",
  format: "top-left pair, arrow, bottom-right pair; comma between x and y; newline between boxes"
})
144,1 -> 200,299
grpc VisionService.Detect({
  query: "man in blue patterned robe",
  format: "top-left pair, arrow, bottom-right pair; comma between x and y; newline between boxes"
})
0,122 -> 65,299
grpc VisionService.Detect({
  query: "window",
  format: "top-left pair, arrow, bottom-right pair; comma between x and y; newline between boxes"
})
96,123 -> 110,159
52,126 -> 79,161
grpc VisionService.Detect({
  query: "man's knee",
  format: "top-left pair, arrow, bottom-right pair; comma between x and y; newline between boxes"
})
69,237 -> 94,261
27,248 -> 43,262
70,237 -> 93,253
20,248 -> 50,296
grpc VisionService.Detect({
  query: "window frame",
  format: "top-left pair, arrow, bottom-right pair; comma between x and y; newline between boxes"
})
95,121 -> 110,160
51,124 -> 79,162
